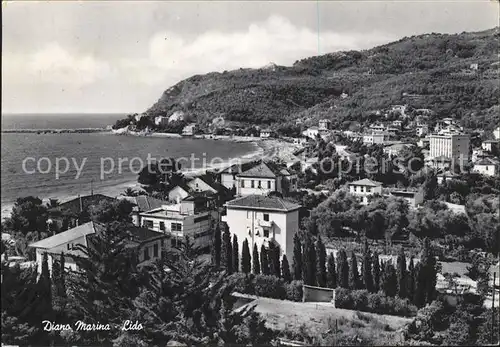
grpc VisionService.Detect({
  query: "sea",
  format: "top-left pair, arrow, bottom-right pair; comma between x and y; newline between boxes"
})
1,114 -> 257,219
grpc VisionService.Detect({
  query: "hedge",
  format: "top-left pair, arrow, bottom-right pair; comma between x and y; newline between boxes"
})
227,273 -> 303,302
335,288 -> 418,317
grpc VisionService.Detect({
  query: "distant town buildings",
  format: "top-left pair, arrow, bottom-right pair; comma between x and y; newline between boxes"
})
302,126 -> 320,139
318,119 -> 331,131
222,194 -> 301,268
182,123 -> 198,136
363,132 -> 389,145
154,116 -> 169,127
494,126 -> 500,140
260,129 -> 272,138
481,139 -> 499,153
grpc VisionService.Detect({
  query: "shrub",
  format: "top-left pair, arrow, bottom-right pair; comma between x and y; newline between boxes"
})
285,280 -> 303,302
335,289 -> 417,317
253,275 -> 286,299
227,273 -> 255,294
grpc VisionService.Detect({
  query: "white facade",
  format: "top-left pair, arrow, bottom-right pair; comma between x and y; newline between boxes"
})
429,133 -> 470,163
473,159 -> 499,177
167,185 -> 191,203
416,125 -> 429,137
482,140 -> 499,152
319,119 -> 331,131
348,179 -> 383,204
302,127 -> 319,139
222,195 -> 301,268
260,130 -> 271,138
182,123 -> 198,136
154,116 -> 169,127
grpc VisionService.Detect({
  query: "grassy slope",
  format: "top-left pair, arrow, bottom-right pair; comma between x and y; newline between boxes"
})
145,27 -> 499,130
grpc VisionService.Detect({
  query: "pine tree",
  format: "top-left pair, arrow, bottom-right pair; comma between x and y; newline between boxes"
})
316,236 -> 327,287
292,233 -> 302,281
212,224 -> 222,269
260,245 -> 270,275
396,247 -> 407,299
281,255 -> 291,283
372,251 -> 381,292
349,251 -> 360,289
241,239 -> 251,274
337,249 -> 349,288
302,237 -> 317,286
407,256 -> 416,303
268,242 -> 280,277
252,244 -> 260,274
363,243 -> 374,293
382,262 -> 398,297
232,235 -> 239,273
417,238 -> 437,306
326,252 -> 337,289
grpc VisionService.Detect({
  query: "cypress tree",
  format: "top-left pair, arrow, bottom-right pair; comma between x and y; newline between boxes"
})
316,236 -> 327,287
382,262 -> 398,297
292,233 -> 302,281
337,249 -> 349,289
252,243 -> 260,274
373,251 -> 381,292
396,247 -> 407,299
420,238 -> 437,306
326,252 -> 337,289
212,224 -> 221,269
349,251 -> 360,289
407,256 -> 416,303
241,239 -> 251,274
260,245 -> 270,275
363,244 -> 374,293
232,235 -> 239,273
414,262 -> 426,307
221,226 -> 230,271
281,255 -> 291,283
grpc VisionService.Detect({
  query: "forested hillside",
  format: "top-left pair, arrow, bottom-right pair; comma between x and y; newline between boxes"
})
126,27 -> 499,131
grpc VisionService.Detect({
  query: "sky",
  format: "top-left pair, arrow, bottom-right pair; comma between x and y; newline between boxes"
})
2,1 -> 499,114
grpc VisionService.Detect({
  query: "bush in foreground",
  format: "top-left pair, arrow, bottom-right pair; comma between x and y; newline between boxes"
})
335,288 -> 417,317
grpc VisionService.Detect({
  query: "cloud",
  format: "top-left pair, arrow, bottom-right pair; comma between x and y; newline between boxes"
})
27,43 -> 110,87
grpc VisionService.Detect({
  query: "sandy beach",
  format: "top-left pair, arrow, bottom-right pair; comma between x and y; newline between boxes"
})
1,136 -> 302,221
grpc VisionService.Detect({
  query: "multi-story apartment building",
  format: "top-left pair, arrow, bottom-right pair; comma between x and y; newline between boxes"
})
222,195 -> 301,268
139,196 -> 218,250
428,132 -> 470,164
235,162 -> 298,196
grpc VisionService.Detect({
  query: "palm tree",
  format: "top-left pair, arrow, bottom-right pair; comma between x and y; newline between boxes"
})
122,188 -> 139,197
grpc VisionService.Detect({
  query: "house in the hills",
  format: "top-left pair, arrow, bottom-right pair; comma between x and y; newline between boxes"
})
235,162 -> 298,196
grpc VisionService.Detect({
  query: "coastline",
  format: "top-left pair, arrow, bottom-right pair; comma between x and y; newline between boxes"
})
1,136 -> 302,221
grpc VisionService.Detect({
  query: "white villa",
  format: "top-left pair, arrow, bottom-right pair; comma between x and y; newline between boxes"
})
235,162 -> 298,196
222,195 -> 301,267
473,158 -> 499,177
348,178 -> 383,204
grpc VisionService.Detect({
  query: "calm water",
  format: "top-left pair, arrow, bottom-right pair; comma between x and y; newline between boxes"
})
1,114 -> 256,214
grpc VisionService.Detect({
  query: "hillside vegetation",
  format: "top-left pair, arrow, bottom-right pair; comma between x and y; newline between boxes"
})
137,28 -> 499,131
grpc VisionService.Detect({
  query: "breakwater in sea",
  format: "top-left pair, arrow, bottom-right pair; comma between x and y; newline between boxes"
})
1,128 -> 109,134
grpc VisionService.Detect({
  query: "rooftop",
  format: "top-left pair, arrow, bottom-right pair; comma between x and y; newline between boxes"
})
119,195 -> 166,212
226,195 -> 301,212
348,178 -> 383,187
475,158 -> 500,166
238,162 -> 278,178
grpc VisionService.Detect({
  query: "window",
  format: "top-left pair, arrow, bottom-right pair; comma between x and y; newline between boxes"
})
143,247 -> 150,261
366,187 -> 371,193
263,228 -> 270,238
161,239 -> 164,247
159,222 -> 165,231
263,213 -> 269,221
171,223 -> 182,232
258,180 -> 262,188
240,180 -> 245,188
251,180 -> 255,188
143,220 -> 154,229
153,244 -> 159,258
